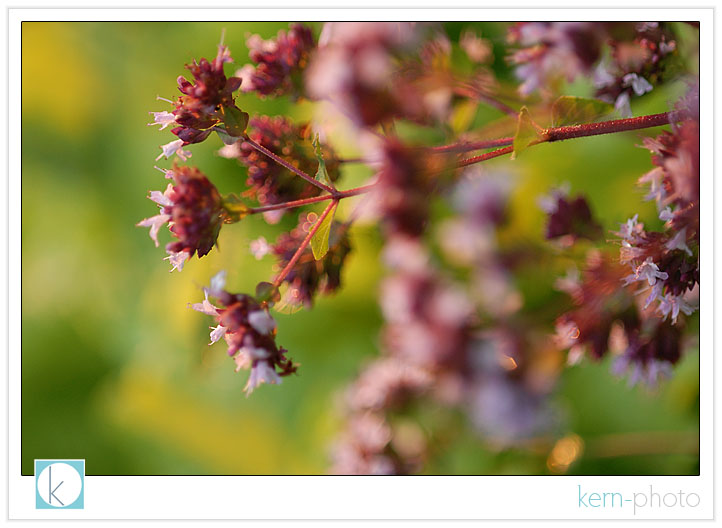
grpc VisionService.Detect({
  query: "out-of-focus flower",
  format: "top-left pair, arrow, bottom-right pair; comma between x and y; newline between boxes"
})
272,213 -> 352,309
507,22 -> 606,96
249,236 -> 272,259
594,22 -> 679,116
306,22 -> 424,127
460,29 -> 493,64
611,319 -> 682,386
373,139 -> 449,238
538,186 -> 602,242
236,24 -> 315,98
227,116 -> 340,211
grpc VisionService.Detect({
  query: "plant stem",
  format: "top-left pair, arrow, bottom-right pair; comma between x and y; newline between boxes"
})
431,137 -> 514,154
457,111 -> 684,168
249,184 -> 375,215
457,145 -> 514,167
453,84 -> 518,117
543,111 -> 679,142
242,135 -> 336,194
273,200 -> 338,287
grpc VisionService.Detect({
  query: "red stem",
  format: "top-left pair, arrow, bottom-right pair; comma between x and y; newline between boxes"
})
249,184 -> 375,215
273,200 -> 338,288
457,145 -> 514,167
431,137 -> 513,154
243,135 -> 336,194
457,111 -> 684,168
543,111 -> 678,142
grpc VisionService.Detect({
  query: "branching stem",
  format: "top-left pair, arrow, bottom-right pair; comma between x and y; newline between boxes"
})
272,199 -> 338,288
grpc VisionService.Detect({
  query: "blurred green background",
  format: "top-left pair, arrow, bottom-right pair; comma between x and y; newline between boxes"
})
21,22 -> 699,475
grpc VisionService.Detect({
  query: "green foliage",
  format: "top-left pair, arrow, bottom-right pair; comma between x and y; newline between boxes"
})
312,133 -> 334,187
219,104 -> 249,137
310,202 -> 338,260
511,106 -> 544,160
551,96 -> 615,127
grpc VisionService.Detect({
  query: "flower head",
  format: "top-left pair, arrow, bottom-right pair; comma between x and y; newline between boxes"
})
190,271 -> 297,395
137,165 -> 225,270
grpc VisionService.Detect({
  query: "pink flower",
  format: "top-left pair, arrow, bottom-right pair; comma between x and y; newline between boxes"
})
244,360 -> 282,396
164,250 -> 189,272
136,214 -> 170,247
156,139 -> 191,161
148,111 -> 177,130
249,236 -> 272,260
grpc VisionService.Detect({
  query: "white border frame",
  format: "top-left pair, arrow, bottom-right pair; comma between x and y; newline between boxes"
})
7,6 -> 714,521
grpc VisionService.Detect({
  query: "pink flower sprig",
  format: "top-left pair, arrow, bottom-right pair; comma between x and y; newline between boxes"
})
190,271 -> 297,396
137,165 -> 225,272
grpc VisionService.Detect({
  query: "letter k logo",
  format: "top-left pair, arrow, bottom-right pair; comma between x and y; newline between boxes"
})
47,465 -> 65,506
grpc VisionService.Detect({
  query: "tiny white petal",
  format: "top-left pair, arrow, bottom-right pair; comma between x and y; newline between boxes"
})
208,270 -> 227,297
148,111 -> 177,130
165,250 -> 189,272
665,228 -> 692,256
659,207 -> 674,222
149,183 -> 174,207
191,291 -> 220,316
154,166 -> 175,179
244,361 -> 282,396
248,310 -> 276,335
136,214 -> 170,247
156,139 -> 192,162
209,325 -> 227,344
615,92 -> 632,118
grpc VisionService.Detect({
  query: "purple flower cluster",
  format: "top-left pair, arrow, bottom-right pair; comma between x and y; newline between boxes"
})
271,213 -> 352,309
150,42 -> 243,159
507,22 -> 605,97
594,22 -> 678,116
306,22 -> 423,126
137,165 -> 225,272
333,168 -> 561,473
617,117 -> 699,324
507,22 -> 679,116
220,115 -> 340,220
373,139 -> 446,238
190,271 -> 297,395
539,185 -> 602,243
236,24 -> 315,98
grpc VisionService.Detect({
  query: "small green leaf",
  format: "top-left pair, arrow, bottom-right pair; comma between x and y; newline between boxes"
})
551,96 -> 614,127
511,106 -> 544,160
450,99 -> 478,135
312,134 -> 333,187
219,104 -> 249,137
310,203 -> 338,260
215,127 -> 237,145
255,282 -> 281,304
221,194 -> 250,222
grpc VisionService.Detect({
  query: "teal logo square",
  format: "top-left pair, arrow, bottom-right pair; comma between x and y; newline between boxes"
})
35,459 -> 84,509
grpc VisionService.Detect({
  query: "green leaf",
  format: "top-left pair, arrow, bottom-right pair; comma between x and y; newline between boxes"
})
310,203 -> 338,260
511,106 -> 544,160
450,99 -> 478,135
219,104 -> 249,137
312,134 -> 333,187
255,282 -> 281,304
215,127 -> 237,145
221,193 -> 250,222
551,96 -> 614,127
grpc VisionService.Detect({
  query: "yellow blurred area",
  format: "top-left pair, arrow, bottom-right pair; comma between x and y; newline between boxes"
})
22,23 -> 108,134
98,366 -> 316,474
